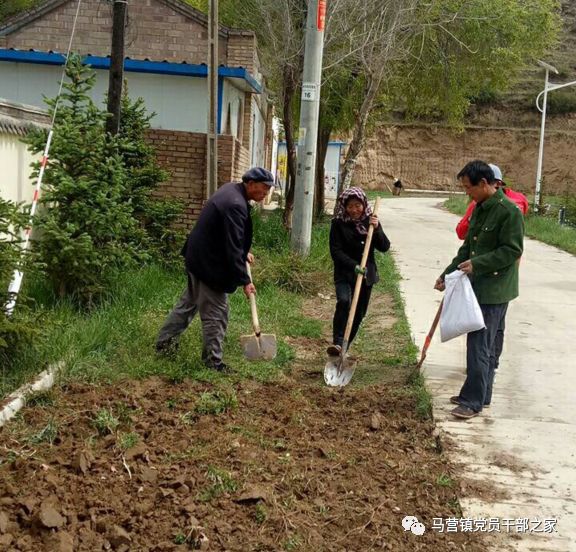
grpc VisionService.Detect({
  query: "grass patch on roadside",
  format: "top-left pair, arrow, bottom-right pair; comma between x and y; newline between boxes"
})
350,251 -> 419,387
443,194 -> 469,216
3,207 -> 426,422
1,211 -> 329,396
524,215 -> 576,256
444,194 -> 576,256
366,190 -> 393,200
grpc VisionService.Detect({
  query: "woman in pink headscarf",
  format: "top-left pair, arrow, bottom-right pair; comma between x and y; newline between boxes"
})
327,187 -> 391,356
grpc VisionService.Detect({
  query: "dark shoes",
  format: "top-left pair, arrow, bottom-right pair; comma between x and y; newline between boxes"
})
450,405 -> 479,419
326,344 -> 342,357
450,396 -> 490,409
157,341 -> 232,374
156,339 -> 179,358
205,360 -> 234,374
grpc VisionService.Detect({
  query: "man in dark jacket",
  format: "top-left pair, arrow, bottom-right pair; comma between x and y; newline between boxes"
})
156,167 -> 275,372
435,160 -> 524,419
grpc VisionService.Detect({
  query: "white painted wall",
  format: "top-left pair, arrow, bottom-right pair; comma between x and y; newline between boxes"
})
0,61 -> 210,132
0,132 -> 39,204
221,80 -> 245,138
250,96 -> 266,167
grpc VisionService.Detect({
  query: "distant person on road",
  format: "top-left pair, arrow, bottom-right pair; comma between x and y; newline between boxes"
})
456,164 -> 528,240
392,177 -> 403,196
156,167 -> 276,372
435,160 -> 524,420
327,187 -> 391,357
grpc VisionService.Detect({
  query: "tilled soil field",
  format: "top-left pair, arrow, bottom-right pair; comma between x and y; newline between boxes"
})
0,374 -> 488,551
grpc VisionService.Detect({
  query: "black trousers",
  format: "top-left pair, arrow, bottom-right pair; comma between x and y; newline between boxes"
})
332,281 -> 372,347
459,303 -> 509,412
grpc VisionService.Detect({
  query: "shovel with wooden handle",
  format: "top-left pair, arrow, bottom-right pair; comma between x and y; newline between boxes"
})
324,197 -> 381,387
240,262 -> 277,361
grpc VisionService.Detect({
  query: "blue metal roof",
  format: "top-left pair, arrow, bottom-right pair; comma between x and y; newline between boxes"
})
0,48 -> 262,93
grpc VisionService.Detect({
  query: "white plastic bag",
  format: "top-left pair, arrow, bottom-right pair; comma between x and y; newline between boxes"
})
440,270 -> 485,342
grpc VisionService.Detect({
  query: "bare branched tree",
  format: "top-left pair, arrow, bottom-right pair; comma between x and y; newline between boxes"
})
191,0 -> 560,212
337,0 -> 419,190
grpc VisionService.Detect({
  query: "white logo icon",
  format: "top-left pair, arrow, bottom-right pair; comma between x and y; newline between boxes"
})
402,516 -> 426,536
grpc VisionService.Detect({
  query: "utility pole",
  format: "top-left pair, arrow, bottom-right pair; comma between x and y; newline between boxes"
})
207,0 -> 219,198
290,0 -> 327,256
106,0 -> 128,135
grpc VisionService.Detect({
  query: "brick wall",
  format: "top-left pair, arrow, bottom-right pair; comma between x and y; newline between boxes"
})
218,135 -> 250,183
217,135 -> 235,185
233,140 -> 251,181
227,33 -> 257,73
147,129 -> 250,227
3,0 -> 227,64
147,129 -> 206,228
242,92 -> 253,150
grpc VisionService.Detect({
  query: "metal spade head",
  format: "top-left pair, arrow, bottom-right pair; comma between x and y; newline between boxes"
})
240,333 -> 277,361
324,354 -> 356,387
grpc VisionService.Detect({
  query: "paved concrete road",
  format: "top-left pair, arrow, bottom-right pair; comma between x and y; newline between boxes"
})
380,197 -> 576,552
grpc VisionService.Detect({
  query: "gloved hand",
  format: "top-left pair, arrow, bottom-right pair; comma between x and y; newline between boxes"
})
354,265 -> 366,276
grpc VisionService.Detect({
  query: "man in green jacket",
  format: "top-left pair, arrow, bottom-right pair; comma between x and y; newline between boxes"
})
435,160 -> 524,419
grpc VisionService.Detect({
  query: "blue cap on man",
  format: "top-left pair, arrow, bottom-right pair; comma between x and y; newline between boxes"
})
242,167 -> 276,186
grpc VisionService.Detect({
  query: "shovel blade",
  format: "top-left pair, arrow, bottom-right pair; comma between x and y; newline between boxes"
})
240,334 -> 277,361
324,355 -> 356,387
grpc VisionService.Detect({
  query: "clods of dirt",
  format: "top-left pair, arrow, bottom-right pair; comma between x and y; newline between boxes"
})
0,376 -> 488,551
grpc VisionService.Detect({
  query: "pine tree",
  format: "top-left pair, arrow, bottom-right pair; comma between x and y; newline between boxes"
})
0,198 -> 36,364
24,54 -> 143,305
118,93 -> 185,263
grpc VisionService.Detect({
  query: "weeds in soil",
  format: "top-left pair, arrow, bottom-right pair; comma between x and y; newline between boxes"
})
179,412 -> 195,425
195,388 -> 238,416
437,473 -> 454,487
444,194 -> 469,216
173,534 -> 187,545
114,401 -> 135,425
93,408 -> 120,435
28,419 -> 59,445
408,372 -> 433,420
284,534 -> 303,550
273,438 -> 288,451
229,425 -> 270,449
117,432 -> 139,451
199,466 -> 238,502
254,503 -> 268,524
26,390 -> 56,408
162,444 -> 208,464
448,497 -> 463,517
166,398 -> 177,409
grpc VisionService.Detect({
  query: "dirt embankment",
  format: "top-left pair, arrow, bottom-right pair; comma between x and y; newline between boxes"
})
354,124 -> 576,195
353,1 -> 576,197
